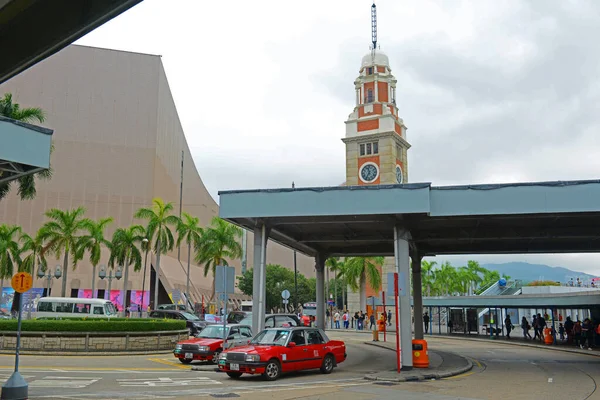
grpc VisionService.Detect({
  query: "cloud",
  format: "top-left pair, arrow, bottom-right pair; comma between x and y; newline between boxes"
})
76,0 -> 600,275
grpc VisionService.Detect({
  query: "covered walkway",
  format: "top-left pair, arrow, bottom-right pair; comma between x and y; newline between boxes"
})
218,179 -> 600,370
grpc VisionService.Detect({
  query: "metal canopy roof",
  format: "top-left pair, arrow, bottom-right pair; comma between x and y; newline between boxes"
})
0,0 -> 143,84
0,116 -> 53,183
422,291 -> 600,308
219,180 -> 600,257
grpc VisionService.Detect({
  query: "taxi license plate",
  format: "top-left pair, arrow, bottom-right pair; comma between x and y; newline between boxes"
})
230,363 -> 240,371
185,353 -> 193,359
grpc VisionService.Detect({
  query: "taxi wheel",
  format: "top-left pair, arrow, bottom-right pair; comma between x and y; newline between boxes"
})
179,359 -> 193,364
211,349 -> 222,364
226,372 -> 242,379
263,359 -> 281,381
320,354 -> 334,374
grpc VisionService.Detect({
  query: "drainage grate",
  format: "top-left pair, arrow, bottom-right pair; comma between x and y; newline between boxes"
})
210,394 -> 240,398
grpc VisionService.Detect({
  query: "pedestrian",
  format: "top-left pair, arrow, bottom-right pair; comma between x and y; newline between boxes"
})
582,318 -> 593,350
537,313 -> 546,342
334,310 -> 341,329
573,320 -> 582,348
521,316 -> 532,339
369,313 -> 376,330
565,316 -> 574,344
343,311 -> 349,329
423,312 -> 430,334
504,315 -> 513,339
558,323 -> 565,341
387,309 -> 392,326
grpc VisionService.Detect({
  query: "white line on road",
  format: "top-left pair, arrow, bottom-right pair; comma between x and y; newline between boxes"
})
548,378 -> 553,383
116,377 -> 222,387
29,376 -> 101,388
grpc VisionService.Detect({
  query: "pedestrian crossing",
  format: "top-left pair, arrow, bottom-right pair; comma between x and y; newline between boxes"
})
29,376 -> 101,388
116,376 -> 222,387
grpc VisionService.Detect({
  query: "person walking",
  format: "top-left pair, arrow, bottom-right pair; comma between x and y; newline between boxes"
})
504,315 -> 513,339
369,313 -> 376,330
343,311 -> 349,329
424,312 -> 430,334
334,310 -> 341,329
565,316 -> 574,344
521,316 -> 532,339
387,310 -> 392,326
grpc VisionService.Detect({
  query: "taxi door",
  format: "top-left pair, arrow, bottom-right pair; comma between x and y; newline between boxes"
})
283,330 -> 309,372
305,329 -> 327,369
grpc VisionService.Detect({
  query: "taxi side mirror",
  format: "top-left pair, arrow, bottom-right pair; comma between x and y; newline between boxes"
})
287,342 -> 296,348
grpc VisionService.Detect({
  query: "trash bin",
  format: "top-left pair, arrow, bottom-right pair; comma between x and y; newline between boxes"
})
412,339 -> 429,368
372,329 -> 379,341
544,327 -> 553,345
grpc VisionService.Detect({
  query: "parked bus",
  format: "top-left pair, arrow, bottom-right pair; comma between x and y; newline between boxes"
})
36,297 -> 118,319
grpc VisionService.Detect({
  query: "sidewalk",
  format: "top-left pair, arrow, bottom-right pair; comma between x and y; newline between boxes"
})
363,340 -> 472,382
327,327 -> 600,357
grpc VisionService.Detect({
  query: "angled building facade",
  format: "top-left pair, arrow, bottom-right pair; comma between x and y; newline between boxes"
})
0,44 -> 315,311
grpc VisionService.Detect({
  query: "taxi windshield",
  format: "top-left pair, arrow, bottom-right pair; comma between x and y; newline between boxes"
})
251,329 -> 290,346
197,326 -> 225,339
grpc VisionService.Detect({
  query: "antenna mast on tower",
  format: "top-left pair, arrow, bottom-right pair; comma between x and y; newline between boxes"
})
371,2 -> 378,51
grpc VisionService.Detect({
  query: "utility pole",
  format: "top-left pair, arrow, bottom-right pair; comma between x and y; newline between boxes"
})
292,182 -> 298,311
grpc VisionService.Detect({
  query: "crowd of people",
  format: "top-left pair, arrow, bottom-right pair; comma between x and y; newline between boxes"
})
325,309 -> 394,330
518,314 -> 599,350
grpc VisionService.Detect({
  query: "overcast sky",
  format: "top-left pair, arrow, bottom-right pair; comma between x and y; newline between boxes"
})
76,0 -> 600,276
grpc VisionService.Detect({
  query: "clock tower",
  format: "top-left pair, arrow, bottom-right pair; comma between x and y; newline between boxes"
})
343,3 -> 411,315
342,8 -> 410,186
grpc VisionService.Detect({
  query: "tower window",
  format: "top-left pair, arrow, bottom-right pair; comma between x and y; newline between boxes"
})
366,89 -> 374,103
359,141 -> 379,157
367,67 -> 373,75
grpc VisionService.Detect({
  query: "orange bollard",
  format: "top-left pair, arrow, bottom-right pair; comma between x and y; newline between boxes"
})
412,339 -> 429,368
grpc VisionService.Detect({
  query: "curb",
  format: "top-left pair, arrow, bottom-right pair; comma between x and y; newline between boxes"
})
363,342 -> 473,382
428,335 -> 600,358
0,350 -> 173,356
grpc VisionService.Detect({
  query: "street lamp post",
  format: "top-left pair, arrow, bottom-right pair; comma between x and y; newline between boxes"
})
98,265 -> 122,305
140,238 -> 149,317
37,266 -> 62,296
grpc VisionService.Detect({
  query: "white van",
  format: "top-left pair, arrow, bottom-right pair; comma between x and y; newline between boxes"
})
36,297 -> 118,319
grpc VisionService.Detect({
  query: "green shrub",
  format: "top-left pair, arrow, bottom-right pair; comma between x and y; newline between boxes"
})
0,319 -> 186,332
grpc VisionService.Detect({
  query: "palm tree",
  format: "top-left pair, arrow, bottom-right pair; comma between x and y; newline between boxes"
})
195,217 -> 242,301
0,92 -> 51,201
344,256 -> 383,312
78,217 -> 113,297
0,224 -> 22,305
134,198 -> 179,309
39,207 -> 90,297
109,225 -> 145,316
176,212 -> 204,308
325,257 -> 346,309
20,231 -> 48,276
421,260 -> 437,296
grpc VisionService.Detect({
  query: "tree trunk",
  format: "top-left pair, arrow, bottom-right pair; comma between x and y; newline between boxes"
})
153,237 -> 161,309
186,242 -> 191,309
359,270 -> 367,312
91,264 -> 96,298
122,263 -> 129,317
61,250 -> 69,297
0,278 -> 4,308
334,270 -> 338,309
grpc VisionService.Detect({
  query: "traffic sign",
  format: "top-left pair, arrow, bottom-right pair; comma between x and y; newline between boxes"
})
281,289 -> 290,300
11,272 -> 33,293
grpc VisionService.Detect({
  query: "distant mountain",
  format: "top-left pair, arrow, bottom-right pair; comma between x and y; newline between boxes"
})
481,262 -> 598,283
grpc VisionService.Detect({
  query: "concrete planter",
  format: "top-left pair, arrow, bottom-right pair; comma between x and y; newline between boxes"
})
0,330 -> 188,352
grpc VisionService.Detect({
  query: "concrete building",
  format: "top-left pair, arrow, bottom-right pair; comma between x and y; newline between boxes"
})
0,44 -> 314,311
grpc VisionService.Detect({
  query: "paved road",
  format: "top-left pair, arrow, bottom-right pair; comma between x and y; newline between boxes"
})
0,333 -> 394,399
1,332 -> 598,399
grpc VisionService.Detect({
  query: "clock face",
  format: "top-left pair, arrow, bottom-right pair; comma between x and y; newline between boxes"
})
360,162 -> 379,183
396,165 -> 403,184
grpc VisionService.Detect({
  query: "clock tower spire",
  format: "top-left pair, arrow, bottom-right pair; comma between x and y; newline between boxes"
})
342,2 -> 411,186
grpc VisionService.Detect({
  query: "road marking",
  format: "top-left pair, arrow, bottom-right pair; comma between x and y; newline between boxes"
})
548,378 -> 553,383
0,366 -> 179,372
29,376 -> 101,388
147,358 -> 190,370
116,377 -> 222,387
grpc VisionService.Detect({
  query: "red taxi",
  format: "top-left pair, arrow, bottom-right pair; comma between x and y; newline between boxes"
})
174,324 -> 252,364
218,327 -> 346,380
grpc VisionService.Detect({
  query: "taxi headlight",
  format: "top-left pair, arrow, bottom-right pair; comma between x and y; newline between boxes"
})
219,353 -> 227,360
198,346 -> 210,352
175,344 -> 182,350
245,354 -> 260,362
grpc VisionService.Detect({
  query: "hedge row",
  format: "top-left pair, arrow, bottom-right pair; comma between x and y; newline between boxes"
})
0,319 -> 186,332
